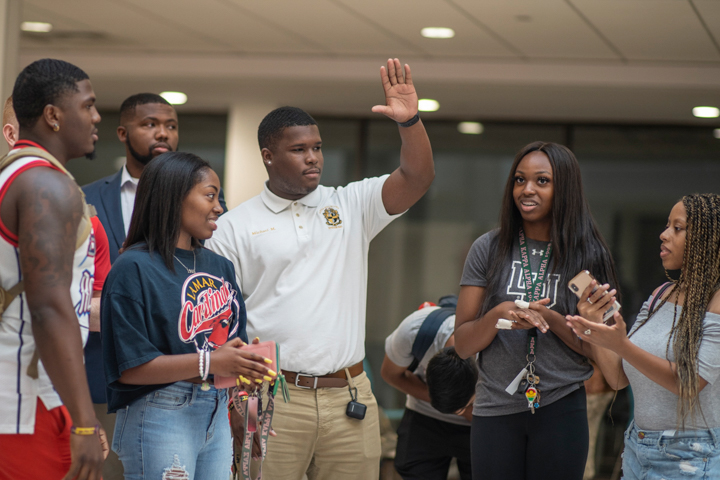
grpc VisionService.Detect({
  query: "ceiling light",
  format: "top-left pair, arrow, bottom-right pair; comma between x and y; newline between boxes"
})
421,27 -> 455,39
418,99 -> 440,112
693,106 -> 719,118
458,122 -> 483,135
160,91 -> 187,105
21,22 -> 52,33
713,129 -> 720,139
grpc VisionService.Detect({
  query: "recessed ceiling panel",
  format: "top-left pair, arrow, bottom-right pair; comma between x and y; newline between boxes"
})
690,0 -> 720,54
229,0 -> 421,56
451,0 -> 621,60
121,0 -> 324,54
573,0 -> 720,62
22,0 -> 229,53
333,0 -> 522,58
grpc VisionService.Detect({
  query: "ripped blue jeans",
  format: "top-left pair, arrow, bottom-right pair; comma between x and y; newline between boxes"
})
623,420 -> 720,479
112,382 -> 232,480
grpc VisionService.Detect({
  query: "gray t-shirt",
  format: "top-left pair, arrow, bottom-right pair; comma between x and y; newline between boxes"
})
625,296 -> 720,430
461,230 -> 593,416
385,307 -> 471,426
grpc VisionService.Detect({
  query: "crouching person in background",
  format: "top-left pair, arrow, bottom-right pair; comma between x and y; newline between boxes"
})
382,297 -> 478,480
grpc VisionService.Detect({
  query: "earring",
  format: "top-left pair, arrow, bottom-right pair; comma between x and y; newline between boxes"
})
53,124 -> 59,132
267,161 -> 272,165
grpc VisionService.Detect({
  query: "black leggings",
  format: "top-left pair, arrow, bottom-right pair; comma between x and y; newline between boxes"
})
471,387 -> 588,480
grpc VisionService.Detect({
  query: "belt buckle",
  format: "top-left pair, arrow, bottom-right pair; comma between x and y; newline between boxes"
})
295,373 -> 318,389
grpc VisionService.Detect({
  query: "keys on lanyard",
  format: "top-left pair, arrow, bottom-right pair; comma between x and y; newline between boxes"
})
524,367 -> 541,413
525,327 -> 540,413
516,229 -> 551,414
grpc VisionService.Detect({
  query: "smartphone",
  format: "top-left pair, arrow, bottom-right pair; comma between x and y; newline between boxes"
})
568,270 -> 620,323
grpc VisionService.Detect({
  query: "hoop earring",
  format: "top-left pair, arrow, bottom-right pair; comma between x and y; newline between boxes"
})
53,124 -> 59,132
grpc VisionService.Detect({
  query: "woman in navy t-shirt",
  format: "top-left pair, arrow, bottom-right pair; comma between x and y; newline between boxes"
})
102,152 -> 274,479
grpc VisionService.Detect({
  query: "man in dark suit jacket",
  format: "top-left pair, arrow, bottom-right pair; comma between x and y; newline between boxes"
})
84,93 -> 226,263
82,93 -> 226,479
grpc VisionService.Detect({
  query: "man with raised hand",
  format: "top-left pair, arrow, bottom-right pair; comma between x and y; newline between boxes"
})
0,59 -> 105,480
207,58 -> 434,480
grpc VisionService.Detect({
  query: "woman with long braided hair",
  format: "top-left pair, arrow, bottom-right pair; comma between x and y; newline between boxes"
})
567,193 -> 720,479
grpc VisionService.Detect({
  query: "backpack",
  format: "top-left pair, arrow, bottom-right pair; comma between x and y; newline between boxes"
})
407,295 -> 458,372
0,147 -> 96,378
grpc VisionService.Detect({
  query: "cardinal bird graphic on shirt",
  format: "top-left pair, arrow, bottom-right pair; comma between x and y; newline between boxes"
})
177,273 -> 240,350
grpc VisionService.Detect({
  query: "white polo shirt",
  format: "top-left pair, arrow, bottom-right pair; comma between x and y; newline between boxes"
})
206,175 -> 401,375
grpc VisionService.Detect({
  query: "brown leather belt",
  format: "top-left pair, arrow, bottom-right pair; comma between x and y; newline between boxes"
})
284,361 -> 363,389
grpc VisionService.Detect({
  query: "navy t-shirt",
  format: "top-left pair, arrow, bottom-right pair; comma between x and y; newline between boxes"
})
102,245 -> 247,413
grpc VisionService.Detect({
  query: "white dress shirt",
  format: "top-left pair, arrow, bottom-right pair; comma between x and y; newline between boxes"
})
120,165 -> 139,235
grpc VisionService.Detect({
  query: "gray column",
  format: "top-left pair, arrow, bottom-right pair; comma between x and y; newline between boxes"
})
0,0 -> 19,105
223,103 -> 277,209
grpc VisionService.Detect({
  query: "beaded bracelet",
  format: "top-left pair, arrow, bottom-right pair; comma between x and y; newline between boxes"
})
198,349 -> 204,378
71,424 -> 100,436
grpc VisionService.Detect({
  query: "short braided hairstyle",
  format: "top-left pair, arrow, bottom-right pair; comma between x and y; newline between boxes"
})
257,106 -> 317,151
12,59 -> 89,129
632,193 -> 720,427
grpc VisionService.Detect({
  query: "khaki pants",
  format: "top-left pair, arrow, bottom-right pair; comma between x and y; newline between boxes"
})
263,371 -> 381,480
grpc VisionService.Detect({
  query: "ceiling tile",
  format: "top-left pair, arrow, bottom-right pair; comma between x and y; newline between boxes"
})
690,0 -> 720,51
333,0 -> 522,58
121,0 -> 325,54
227,0 -> 421,56
22,0 -> 229,53
450,0 -> 621,60
573,0 -> 720,62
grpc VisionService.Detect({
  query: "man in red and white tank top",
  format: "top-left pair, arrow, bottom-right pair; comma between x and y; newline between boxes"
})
0,59 -> 105,480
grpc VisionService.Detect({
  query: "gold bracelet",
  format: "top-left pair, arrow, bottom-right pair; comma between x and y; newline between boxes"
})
70,424 -> 99,436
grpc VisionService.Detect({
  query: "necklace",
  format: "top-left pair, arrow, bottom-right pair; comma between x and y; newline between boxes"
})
174,250 -> 196,274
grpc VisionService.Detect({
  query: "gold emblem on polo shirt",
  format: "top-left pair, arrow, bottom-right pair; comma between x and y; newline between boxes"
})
322,207 -> 342,227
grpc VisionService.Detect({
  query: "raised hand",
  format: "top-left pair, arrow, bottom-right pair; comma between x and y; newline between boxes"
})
371,58 -> 418,123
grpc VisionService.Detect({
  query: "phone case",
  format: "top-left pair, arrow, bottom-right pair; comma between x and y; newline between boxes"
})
214,340 -> 277,389
568,270 -> 621,323
568,270 -> 594,298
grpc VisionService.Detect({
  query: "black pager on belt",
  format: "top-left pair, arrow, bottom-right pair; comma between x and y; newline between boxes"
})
346,387 -> 366,420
